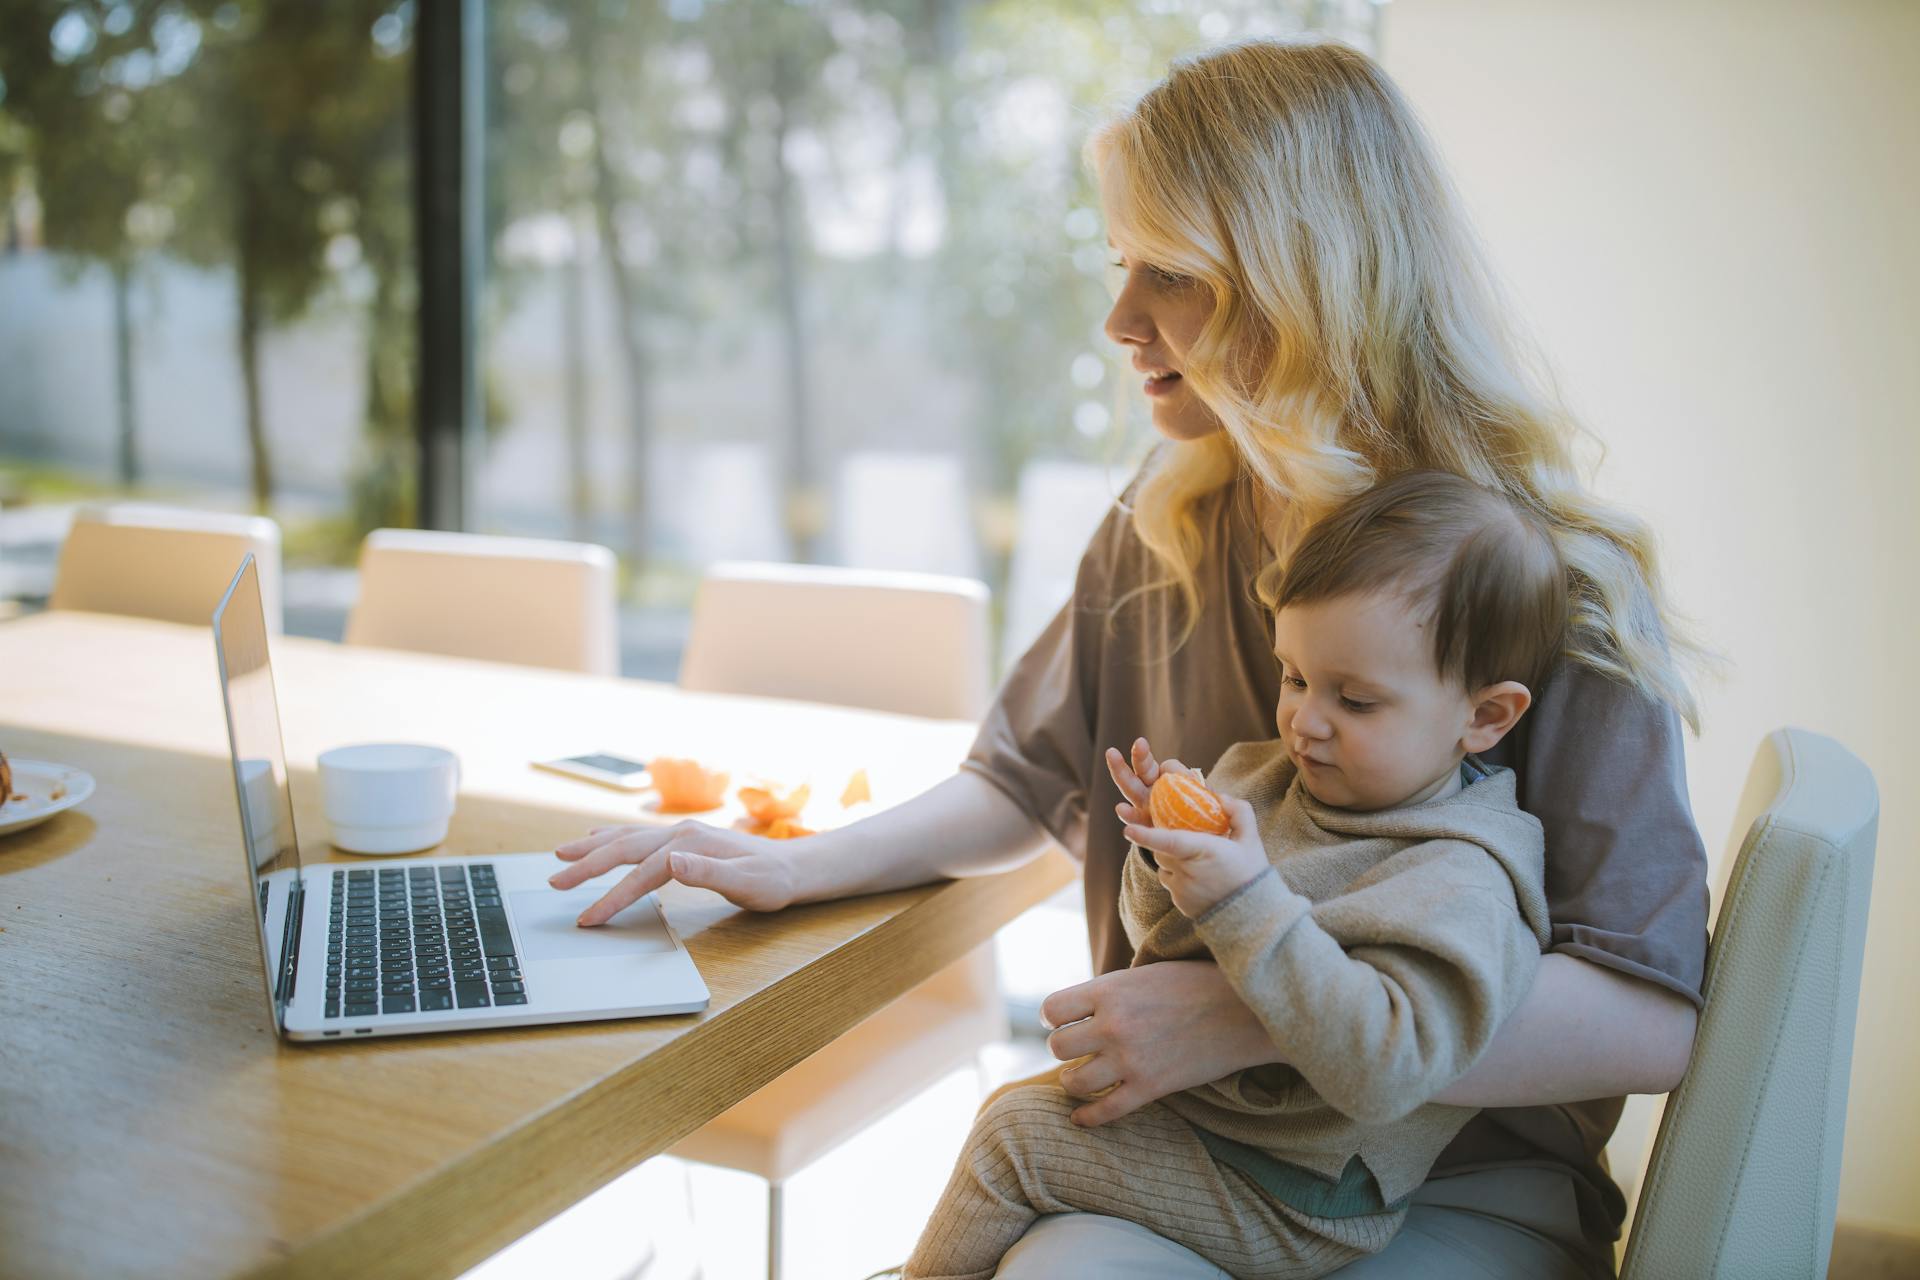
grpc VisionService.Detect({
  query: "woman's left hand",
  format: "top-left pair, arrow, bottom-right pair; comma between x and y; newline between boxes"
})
1039,959 -> 1280,1127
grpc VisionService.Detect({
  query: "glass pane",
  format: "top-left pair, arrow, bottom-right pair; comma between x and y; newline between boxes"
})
478,0 -> 1379,679
0,3 -> 417,636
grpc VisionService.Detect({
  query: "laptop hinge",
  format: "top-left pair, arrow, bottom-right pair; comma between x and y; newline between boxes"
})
276,877 -> 306,1005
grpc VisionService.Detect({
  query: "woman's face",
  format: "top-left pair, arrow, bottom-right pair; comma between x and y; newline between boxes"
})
1104,243 -> 1224,442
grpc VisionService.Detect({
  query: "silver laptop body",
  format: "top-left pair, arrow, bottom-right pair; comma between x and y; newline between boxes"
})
212,554 -> 708,1042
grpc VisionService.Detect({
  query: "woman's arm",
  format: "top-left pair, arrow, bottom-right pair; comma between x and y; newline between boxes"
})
1040,952 -> 1696,1127
1430,952 -> 1697,1104
550,769 -> 1054,923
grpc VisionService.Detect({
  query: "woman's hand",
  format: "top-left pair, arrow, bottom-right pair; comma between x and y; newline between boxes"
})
549,821 -> 799,924
1039,960 -> 1280,1127
552,772 -> 1055,927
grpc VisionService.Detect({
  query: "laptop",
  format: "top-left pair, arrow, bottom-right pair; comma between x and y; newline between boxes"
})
212,554 -> 709,1041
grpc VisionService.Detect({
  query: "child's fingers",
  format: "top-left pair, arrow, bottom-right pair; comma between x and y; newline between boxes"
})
1131,737 -> 1162,786
1125,822 -> 1231,862
1104,747 -> 1151,809
1160,758 -> 1194,779
1222,794 -> 1258,836
1115,800 -> 1145,827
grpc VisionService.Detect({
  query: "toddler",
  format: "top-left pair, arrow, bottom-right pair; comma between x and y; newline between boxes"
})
904,470 -> 1569,1279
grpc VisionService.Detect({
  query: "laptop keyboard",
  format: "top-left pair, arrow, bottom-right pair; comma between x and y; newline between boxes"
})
324,863 -> 527,1019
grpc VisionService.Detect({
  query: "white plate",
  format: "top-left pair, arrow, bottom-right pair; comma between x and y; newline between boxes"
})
0,760 -> 96,838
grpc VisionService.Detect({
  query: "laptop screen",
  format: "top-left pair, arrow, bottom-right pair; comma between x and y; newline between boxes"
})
212,554 -> 304,1034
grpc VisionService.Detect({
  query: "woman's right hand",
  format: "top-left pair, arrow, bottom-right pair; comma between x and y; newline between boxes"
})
550,772 -> 1054,928
549,820 -> 800,925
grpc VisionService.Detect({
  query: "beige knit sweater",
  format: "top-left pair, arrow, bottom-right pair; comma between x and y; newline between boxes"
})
1124,739 -> 1552,1207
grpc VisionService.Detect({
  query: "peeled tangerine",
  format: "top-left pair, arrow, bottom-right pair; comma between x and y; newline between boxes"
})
738,782 -> 810,825
1148,770 -> 1231,835
651,757 -> 730,813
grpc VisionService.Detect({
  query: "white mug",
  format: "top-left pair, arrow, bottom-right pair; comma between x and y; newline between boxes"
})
317,743 -> 461,856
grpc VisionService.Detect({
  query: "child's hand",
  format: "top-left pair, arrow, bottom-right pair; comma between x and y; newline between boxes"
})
1107,737 -> 1264,915
1123,794 -> 1267,919
1105,736 -> 1198,829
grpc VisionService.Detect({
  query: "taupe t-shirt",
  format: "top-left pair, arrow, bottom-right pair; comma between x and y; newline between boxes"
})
961,464 -> 1710,1240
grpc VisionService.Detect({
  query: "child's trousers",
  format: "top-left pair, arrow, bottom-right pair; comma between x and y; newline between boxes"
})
904,1084 -> 1404,1280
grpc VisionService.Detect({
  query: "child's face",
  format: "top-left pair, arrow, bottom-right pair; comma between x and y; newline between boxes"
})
1273,591 -> 1489,811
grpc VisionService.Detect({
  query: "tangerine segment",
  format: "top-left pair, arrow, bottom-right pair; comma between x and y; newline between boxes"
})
651,757 -> 730,812
738,783 -> 811,824
839,768 -> 872,808
1148,771 -> 1231,835
761,817 -> 817,840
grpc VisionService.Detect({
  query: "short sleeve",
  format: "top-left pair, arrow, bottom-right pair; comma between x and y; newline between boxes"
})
961,461 -> 1287,973
1483,662 -> 1710,1006
957,500 -> 1122,860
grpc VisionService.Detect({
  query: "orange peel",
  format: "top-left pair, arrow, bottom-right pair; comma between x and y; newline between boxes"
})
738,782 -> 810,824
839,768 -> 871,808
651,757 -> 730,812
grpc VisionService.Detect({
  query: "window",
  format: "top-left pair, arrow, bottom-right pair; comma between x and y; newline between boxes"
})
477,0 -> 1379,675
0,3 -> 416,625
0,0 -> 1378,666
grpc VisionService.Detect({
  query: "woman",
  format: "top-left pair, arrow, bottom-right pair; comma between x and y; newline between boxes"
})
553,40 -> 1707,1278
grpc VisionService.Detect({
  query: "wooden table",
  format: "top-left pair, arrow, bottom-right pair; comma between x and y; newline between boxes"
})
0,612 -> 1075,1280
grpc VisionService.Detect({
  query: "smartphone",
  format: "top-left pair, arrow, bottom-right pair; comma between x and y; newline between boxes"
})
533,752 -> 653,791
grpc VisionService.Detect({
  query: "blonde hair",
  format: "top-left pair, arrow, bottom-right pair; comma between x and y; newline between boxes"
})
1087,39 -> 1704,728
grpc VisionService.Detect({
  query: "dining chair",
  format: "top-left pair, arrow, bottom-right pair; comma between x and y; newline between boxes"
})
344,528 -> 619,676
678,560 -> 992,722
988,726 -> 1882,1280
832,451 -> 981,580
1619,727 -> 1879,1278
50,502 -> 284,632
1000,459 -> 1121,666
671,558 -> 1005,1280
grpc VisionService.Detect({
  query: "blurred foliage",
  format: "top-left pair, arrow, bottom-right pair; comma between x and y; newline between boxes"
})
0,0 -> 416,535
0,459 -> 119,502
485,0 -> 1360,581
0,0 -> 1375,576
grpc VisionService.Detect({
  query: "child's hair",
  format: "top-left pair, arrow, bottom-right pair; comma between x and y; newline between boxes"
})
1275,470 -> 1569,694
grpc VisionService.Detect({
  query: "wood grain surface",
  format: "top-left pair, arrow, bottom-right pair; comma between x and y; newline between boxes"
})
0,612 -> 1075,1280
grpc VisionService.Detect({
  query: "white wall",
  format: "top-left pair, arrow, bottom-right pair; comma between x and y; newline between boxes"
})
1383,0 -> 1920,1236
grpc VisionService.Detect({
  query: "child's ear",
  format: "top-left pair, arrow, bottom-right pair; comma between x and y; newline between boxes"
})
1461,681 -> 1532,753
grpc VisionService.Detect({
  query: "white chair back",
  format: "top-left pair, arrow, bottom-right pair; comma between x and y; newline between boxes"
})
1001,459 -> 1123,667
833,451 -> 980,579
679,560 -> 991,722
1621,728 -> 1878,1279
50,503 -> 283,632
345,528 -> 619,676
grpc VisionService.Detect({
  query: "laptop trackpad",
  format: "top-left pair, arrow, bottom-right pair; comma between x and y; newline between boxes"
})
510,888 -> 677,962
